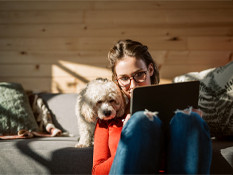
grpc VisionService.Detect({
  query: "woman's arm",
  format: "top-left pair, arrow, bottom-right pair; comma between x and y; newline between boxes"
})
92,120 -> 113,175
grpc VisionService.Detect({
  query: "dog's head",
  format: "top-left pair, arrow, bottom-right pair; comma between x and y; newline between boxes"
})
80,78 -> 126,122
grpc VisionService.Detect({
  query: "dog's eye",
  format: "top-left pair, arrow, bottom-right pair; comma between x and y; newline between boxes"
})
109,99 -> 116,103
97,100 -> 102,104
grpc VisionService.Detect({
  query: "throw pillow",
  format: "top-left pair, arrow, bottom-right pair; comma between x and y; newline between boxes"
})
0,82 -> 39,135
173,61 -> 233,136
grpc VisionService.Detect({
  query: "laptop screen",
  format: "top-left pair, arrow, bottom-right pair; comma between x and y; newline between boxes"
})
130,81 -> 200,124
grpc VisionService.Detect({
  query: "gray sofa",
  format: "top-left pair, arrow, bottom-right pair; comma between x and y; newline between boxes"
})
0,93 -> 232,174
0,93 -> 93,174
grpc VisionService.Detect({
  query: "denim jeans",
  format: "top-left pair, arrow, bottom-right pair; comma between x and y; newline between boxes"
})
109,110 -> 212,174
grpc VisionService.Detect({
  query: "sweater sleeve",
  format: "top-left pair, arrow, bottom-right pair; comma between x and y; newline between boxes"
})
92,118 -> 124,175
92,120 -> 113,175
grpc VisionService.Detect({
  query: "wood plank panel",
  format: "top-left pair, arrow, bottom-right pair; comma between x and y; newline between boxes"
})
52,76 -> 82,93
92,1 -> 233,10
160,64 -> 221,80
0,77 -> 51,92
52,75 -> 112,93
0,50 -> 108,65
0,50 -> 230,70
52,61 -> 111,78
165,51 -> 232,65
1,24 -> 233,38
1,61 -> 226,81
1,1 -> 233,11
85,9 -> 233,25
0,62 -> 111,78
0,64 -> 51,77
0,37 -> 187,51
0,38 -> 84,51
0,75 -> 112,94
188,37 -> 233,50
0,1 -> 93,11
0,37 -> 112,51
0,0 -> 232,93
1,9 -> 233,25
0,76 -> 84,93
0,75 -> 112,93
0,10 -> 84,24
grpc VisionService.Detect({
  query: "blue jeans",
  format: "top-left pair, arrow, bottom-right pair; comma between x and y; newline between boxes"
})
109,110 -> 212,174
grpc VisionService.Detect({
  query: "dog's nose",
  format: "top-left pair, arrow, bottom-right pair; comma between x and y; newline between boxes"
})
103,110 -> 112,117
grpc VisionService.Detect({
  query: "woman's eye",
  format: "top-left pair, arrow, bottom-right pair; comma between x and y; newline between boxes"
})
120,77 -> 129,82
135,72 -> 144,78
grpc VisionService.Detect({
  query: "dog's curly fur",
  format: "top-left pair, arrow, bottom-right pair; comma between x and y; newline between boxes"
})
75,78 -> 127,148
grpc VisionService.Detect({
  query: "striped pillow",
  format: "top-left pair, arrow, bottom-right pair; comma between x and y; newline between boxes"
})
173,61 -> 233,136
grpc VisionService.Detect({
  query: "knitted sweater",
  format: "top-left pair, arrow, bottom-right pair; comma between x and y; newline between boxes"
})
92,115 -> 126,175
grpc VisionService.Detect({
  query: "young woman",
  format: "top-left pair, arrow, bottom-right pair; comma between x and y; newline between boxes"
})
92,39 -> 212,174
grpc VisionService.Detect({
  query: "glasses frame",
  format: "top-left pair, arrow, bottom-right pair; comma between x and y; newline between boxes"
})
116,71 -> 148,87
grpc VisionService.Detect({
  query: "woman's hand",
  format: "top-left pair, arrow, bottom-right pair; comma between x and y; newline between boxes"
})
182,107 -> 203,117
192,108 -> 203,117
123,114 -> 131,126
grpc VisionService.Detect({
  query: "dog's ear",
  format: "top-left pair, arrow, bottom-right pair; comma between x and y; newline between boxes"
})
122,92 -> 129,105
116,92 -> 128,117
80,102 -> 97,123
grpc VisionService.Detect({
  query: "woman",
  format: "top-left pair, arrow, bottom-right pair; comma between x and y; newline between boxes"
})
92,39 -> 212,174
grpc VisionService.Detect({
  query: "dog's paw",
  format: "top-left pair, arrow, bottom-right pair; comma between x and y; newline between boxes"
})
75,143 -> 90,148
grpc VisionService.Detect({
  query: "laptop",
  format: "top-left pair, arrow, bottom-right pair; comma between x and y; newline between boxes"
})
130,81 -> 200,124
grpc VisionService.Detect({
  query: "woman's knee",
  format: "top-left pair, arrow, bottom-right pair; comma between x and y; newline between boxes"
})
131,111 -> 162,127
170,109 -> 210,135
123,110 -> 162,136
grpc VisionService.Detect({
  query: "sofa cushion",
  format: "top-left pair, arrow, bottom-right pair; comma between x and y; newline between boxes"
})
0,137 -> 93,174
0,82 -> 39,135
173,61 -> 233,136
37,93 -> 79,137
211,138 -> 233,173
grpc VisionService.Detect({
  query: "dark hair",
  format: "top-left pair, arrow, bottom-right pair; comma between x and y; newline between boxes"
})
108,39 -> 160,84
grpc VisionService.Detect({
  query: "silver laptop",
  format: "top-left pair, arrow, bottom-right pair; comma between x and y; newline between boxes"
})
130,81 -> 200,124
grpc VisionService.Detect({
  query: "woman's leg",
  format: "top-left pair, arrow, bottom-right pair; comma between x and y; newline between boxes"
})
109,111 -> 163,174
167,109 -> 212,174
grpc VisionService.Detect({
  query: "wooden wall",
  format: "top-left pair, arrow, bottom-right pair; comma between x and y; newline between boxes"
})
0,1 -> 232,93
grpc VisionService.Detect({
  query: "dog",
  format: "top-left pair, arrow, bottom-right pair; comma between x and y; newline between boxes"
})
75,78 -> 127,148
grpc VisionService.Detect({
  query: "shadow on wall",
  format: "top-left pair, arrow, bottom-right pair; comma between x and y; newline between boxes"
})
52,61 -> 111,93
55,62 -> 89,93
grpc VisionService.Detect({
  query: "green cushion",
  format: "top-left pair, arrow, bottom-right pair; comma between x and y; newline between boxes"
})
0,82 -> 39,135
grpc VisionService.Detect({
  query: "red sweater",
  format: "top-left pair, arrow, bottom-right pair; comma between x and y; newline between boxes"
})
92,115 -> 126,175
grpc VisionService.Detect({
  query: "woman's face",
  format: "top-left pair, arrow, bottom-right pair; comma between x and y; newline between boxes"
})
115,56 -> 154,98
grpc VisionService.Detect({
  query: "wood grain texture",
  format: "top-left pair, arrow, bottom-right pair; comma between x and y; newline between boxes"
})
0,0 -> 232,92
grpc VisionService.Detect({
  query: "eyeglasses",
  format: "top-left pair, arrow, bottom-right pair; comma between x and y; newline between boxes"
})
116,71 -> 147,87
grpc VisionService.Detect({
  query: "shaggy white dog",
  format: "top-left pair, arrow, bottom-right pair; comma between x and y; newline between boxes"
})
75,78 -> 127,148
